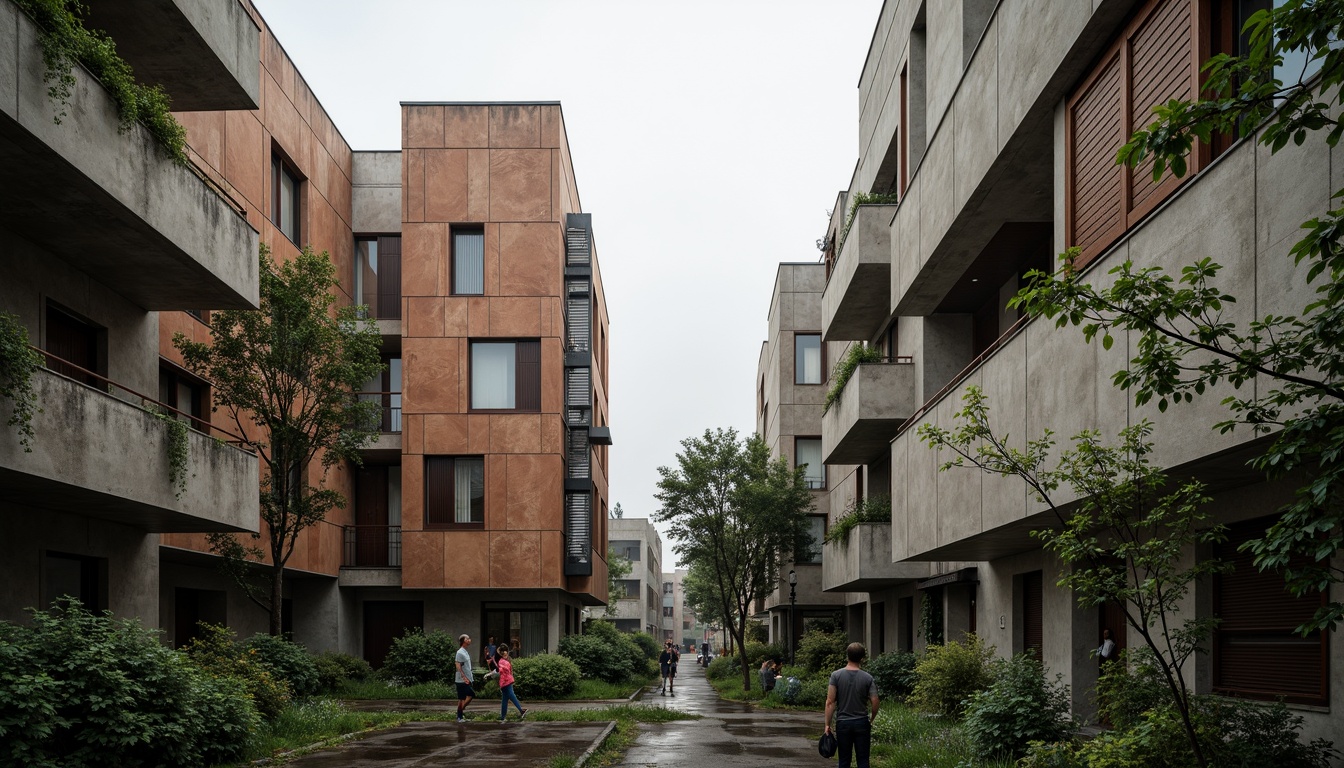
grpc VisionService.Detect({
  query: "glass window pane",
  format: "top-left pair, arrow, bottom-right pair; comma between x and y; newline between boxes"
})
797,438 -> 824,488
472,343 -> 516,409
795,334 -> 822,384
801,516 -> 825,564
356,240 -> 378,311
454,230 -> 484,295
279,166 -> 296,242
454,458 -> 484,523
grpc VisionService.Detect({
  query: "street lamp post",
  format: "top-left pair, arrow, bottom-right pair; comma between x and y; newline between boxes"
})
788,569 -> 798,666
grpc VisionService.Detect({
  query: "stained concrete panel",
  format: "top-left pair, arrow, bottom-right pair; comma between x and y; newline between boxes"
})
952,17 -> 998,214
925,0 -> 962,137
995,0 -> 1091,142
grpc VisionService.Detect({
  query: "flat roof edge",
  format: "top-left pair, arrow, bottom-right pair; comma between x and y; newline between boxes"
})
399,100 -> 563,106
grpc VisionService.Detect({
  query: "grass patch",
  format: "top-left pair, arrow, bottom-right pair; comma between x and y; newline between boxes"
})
870,701 -> 1014,768
337,675 -> 651,701
240,699 -> 433,763
530,705 -> 698,768
548,755 -> 579,768
571,676 -> 650,700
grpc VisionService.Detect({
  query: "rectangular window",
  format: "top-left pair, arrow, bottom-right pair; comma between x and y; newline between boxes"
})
483,602 -> 548,659
424,456 -> 484,527
470,340 -> 540,411
611,540 -> 641,561
45,302 -> 105,390
43,552 -> 104,612
158,363 -> 209,433
272,154 -> 301,245
795,333 -> 822,384
354,236 -> 403,319
453,228 -> 485,295
796,437 -> 824,489
615,579 -> 640,599
797,515 -> 825,564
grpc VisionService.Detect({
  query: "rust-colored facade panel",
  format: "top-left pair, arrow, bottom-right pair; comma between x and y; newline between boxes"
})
222,108 -> 265,213
467,149 -> 491,222
402,529 -> 444,586
489,104 -> 541,149
539,105 -> 561,149
402,337 -> 461,414
424,150 -> 470,221
489,414 -> 543,454
499,222 -> 562,297
488,150 -> 552,222
405,105 -> 445,148
490,530 -> 542,587
406,297 -> 446,338
444,106 -> 490,148
444,296 -> 468,337
401,222 -> 446,297
487,296 -> 543,337
422,414 -> 469,455
440,531 -> 491,587
404,149 -> 426,223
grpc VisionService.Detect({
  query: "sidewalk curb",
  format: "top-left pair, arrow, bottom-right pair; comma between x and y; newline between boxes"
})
573,720 -> 619,768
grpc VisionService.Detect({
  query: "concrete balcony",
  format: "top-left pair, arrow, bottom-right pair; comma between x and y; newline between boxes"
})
0,1 -> 259,311
81,0 -> 260,111
0,366 -> 259,533
822,204 -> 897,341
822,360 -> 917,465
821,523 -> 929,592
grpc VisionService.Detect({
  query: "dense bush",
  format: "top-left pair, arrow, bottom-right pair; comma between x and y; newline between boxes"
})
511,654 -> 582,699
907,634 -> 994,716
380,629 -> 460,685
867,650 -> 919,699
1019,739 -> 1085,768
747,622 -> 769,643
630,631 -> 661,661
963,654 -> 1074,761
313,651 -> 373,693
743,641 -> 787,668
559,621 -> 650,682
706,654 -> 739,680
1095,648 -> 1170,730
185,623 -> 290,719
244,633 -> 320,697
0,600 -> 259,768
796,629 -> 848,674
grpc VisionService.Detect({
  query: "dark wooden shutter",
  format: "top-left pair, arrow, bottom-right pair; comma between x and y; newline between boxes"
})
1126,0 -> 1195,220
515,340 -> 541,411
423,457 -> 451,527
1067,50 -> 1126,267
377,236 -> 402,320
45,304 -> 100,387
355,466 -> 389,566
1214,517 -> 1328,705
1023,571 -> 1043,662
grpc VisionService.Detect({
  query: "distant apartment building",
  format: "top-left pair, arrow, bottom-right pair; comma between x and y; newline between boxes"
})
809,0 -> 1342,741
0,0 -> 612,666
607,517 -> 662,636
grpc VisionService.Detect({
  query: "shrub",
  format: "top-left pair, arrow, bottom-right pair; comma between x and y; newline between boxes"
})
184,623 -> 290,719
1019,739 -> 1086,768
742,641 -> 787,668
0,600 -> 259,768
706,654 -> 739,680
629,632 -> 661,661
796,629 -> 848,674
1095,647 -> 1171,730
907,634 -> 995,716
511,654 -> 582,699
244,633 -> 320,698
380,629 -> 459,685
867,650 -> 919,700
747,622 -> 769,643
560,621 -> 649,683
313,651 -> 373,693
963,654 -> 1075,761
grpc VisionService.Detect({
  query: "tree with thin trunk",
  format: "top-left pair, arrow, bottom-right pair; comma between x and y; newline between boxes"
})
175,244 -> 383,635
653,428 -> 814,692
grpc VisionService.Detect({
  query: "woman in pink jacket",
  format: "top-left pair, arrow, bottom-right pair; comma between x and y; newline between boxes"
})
496,645 -> 528,722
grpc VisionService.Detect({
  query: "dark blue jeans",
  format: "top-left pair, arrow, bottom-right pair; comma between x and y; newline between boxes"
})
835,717 -> 871,768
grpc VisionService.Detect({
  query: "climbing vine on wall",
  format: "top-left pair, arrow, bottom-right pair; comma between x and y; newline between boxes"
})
0,312 -> 43,452
151,407 -> 191,498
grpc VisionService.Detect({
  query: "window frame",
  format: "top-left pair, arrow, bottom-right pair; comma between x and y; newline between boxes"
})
271,152 -> 303,246
795,436 -> 825,490
794,332 -> 824,385
796,514 -> 826,565
423,455 -> 485,529
158,361 -> 211,434
468,339 -> 541,413
451,226 -> 486,296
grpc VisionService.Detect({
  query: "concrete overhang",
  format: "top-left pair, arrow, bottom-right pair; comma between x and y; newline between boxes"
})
338,568 -> 402,588
822,204 -> 897,342
0,2 -> 260,311
359,432 -> 402,461
822,361 -> 917,465
0,368 -> 260,534
80,0 -> 260,111
822,523 -> 930,592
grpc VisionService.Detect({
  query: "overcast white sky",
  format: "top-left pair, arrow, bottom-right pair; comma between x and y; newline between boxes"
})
250,0 -> 883,566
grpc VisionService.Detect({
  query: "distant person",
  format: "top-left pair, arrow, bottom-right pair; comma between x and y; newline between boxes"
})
455,634 -> 475,722
1096,628 -> 1117,666
668,643 -> 680,693
484,635 -> 499,672
824,642 -> 879,768
760,658 -> 781,693
658,642 -> 674,695
495,645 -> 528,722
701,641 -> 710,667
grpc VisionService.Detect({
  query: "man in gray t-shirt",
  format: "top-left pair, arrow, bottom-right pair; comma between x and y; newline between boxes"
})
824,642 -> 880,768
454,634 -> 474,722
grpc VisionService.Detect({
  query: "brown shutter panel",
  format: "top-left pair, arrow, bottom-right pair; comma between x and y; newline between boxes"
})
1022,571 -> 1043,662
515,340 -> 541,412
1213,518 -> 1328,705
1126,0 -> 1195,220
423,457 -> 451,527
378,236 -> 402,320
1067,50 -> 1126,267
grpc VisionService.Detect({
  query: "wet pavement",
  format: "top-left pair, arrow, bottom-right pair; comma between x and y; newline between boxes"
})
277,719 -> 611,767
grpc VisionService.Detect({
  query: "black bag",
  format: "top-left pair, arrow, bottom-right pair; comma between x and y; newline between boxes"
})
818,730 -> 838,759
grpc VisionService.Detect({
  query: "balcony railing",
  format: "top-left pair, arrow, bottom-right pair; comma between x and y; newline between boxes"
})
356,392 -> 402,433
343,525 -> 402,567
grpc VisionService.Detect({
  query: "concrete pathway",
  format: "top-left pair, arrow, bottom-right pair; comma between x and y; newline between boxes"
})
277,719 -> 610,767
616,665 -> 831,767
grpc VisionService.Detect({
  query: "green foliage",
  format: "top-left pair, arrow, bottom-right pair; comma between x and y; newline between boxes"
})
795,629 -> 847,674
681,562 -> 732,631
380,629 -> 459,686
823,343 -> 885,413
604,547 -> 632,617
870,702 -> 993,768
0,600 -> 259,767
747,622 -> 769,643
242,633 -> 320,698
962,654 -> 1074,762
836,191 -> 901,255
743,641 -> 786,668
511,654 -> 582,699
867,650 -> 920,700
920,591 -> 944,646
785,675 -> 830,707
0,312 -> 42,452
149,406 -> 190,498
312,651 -> 373,694
183,623 -> 290,720
654,427 -> 816,693
560,621 -> 650,683
824,494 -> 892,545
907,634 -> 995,717
629,631 -> 661,661
1096,647 -> 1170,731
1019,739 -> 1086,768
13,0 -> 187,165
176,245 -> 384,634
705,655 -> 739,680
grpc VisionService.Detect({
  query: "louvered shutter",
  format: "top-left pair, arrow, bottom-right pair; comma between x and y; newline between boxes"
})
377,236 -> 402,320
1067,51 -> 1126,267
1126,0 -> 1195,221
515,340 -> 541,411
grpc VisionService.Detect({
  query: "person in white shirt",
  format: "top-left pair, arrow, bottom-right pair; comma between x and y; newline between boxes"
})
455,634 -> 474,722
1096,628 -> 1117,665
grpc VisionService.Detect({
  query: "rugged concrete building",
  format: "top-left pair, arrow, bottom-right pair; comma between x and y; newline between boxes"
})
0,0 -> 611,665
815,0 -> 1342,743
607,517 -> 663,637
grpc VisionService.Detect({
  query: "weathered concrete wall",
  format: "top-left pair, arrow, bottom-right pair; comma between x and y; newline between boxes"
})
352,151 -> 402,234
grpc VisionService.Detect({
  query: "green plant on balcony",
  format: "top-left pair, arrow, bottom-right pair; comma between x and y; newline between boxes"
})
823,343 -> 884,414
835,191 -> 900,255
15,0 -> 188,166
0,312 -> 43,452
823,494 -> 892,546
149,406 -> 191,499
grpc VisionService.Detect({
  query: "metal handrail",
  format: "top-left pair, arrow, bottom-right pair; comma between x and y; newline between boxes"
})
356,391 -> 402,434
342,524 -> 402,567
28,346 -> 252,448
895,315 -> 1032,436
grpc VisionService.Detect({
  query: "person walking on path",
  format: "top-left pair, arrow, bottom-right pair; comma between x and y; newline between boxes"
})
668,643 -> 679,693
455,634 -> 475,722
701,641 -> 710,667
823,642 -> 880,768
495,645 -> 528,722
658,643 -> 674,695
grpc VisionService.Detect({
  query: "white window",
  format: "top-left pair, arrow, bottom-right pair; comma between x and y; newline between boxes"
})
795,334 -> 822,384
796,438 -> 824,489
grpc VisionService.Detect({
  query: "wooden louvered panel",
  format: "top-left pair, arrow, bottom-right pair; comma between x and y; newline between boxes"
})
515,340 -> 541,412
1128,0 -> 1194,215
1067,51 -> 1125,265
377,236 -> 402,320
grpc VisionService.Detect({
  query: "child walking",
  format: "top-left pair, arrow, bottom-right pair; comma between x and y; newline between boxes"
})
496,645 -> 528,722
